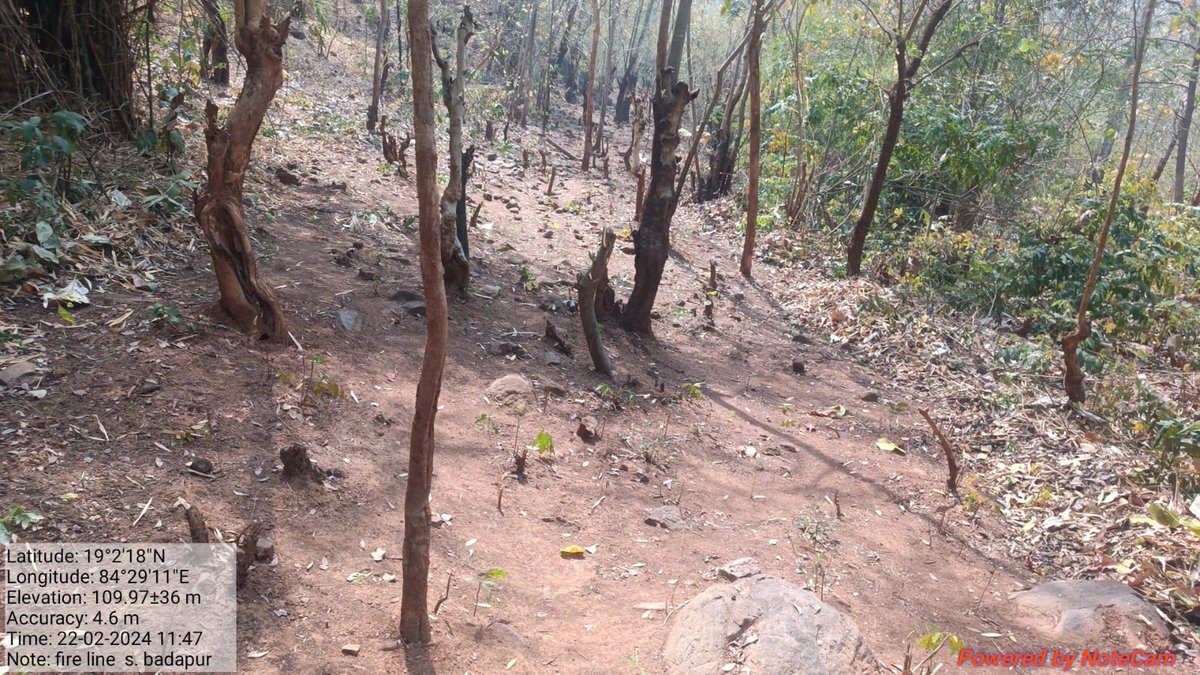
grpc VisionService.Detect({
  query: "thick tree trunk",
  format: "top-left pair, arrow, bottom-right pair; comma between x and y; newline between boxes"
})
740,0 -> 767,277
582,0 -> 600,170
399,0 -> 448,647
846,0 -> 955,277
367,0 -> 390,132
577,228 -> 617,375
195,1 -> 289,340
201,0 -> 230,85
434,9 -> 476,291
1062,0 -> 1155,404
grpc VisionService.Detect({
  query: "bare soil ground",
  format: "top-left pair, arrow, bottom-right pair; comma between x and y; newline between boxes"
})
2,14 -> 1195,675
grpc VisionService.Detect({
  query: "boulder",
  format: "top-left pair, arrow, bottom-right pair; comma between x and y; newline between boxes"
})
485,374 -> 532,403
665,576 -> 879,675
1009,580 -> 1169,648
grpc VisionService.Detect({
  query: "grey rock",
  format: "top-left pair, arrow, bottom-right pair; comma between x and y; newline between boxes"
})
397,300 -> 426,317
391,289 -> 422,302
718,557 -> 761,581
488,341 -> 526,357
255,538 -> 275,561
289,25 -> 306,40
536,377 -> 568,397
665,576 -> 880,675
0,361 -> 40,386
474,621 -> 529,654
357,269 -> 378,281
477,284 -> 502,299
485,374 -> 532,403
1009,580 -> 1169,648
337,309 -> 361,331
861,392 -> 880,403
541,351 -> 563,366
646,505 -> 686,532
791,359 -> 806,374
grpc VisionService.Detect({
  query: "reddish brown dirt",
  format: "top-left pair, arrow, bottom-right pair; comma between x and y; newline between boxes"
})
2,19 -> 1183,675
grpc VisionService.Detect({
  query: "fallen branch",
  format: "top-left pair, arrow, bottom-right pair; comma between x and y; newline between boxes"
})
545,136 -> 577,161
918,408 -> 960,497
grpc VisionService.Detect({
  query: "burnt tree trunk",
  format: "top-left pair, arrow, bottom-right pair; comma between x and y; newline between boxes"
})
367,0 -> 390,132
201,0 -> 230,85
582,0 -> 600,169
622,0 -> 696,333
195,0 -> 289,340
399,0 -> 449,646
577,228 -> 617,375
433,8 -> 477,291
740,0 -> 767,278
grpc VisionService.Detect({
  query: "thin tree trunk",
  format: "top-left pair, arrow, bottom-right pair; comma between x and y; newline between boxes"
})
367,0 -> 390,132
1174,20 -> 1199,202
578,228 -> 617,375
195,0 -> 289,340
594,6 -> 618,154
433,9 -> 477,291
1062,0 -> 1155,404
622,0 -> 696,333
399,0 -> 448,646
740,0 -> 767,277
582,0 -> 600,169
846,0 -> 955,277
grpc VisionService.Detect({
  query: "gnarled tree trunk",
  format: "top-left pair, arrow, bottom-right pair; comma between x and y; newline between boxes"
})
622,0 -> 696,333
195,0 -> 288,340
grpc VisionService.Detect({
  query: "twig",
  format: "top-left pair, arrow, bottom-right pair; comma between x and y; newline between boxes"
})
918,408 -> 960,497
972,569 -> 996,615
590,495 -> 606,513
432,572 -> 453,615
131,497 -> 153,527
288,331 -> 304,352
496,484 -> 505,515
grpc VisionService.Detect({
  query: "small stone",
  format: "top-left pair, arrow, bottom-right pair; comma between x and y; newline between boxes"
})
576,416 -> 599,440
718,557 -> 760,581
733,292 -> 745,301
542,230 -> 553,238
621,246 -> 636,255
646,505 -> 686,531
275,167 -> 302,186
486,153 -> 498,162
542,351 -> 563,366
341,644 -> 360,656
255,538 -> 275,561
483,191 -> 495,200
391,289 -> 422,302
357,269 -> 378,281
477,284 -> 501,299
337,309 -> 362,331
537,377 -> 569,397
861,392 -> 880,403
791,359 -> 805,374
329,181 -> 348,191
186,458 -> 214,475
289,26 -> 307,40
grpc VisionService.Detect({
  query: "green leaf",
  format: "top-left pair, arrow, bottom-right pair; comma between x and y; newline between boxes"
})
1017,38 -> 1038,54
34,220 -> 54,244
532,430 -> 554,456
482,568 -> 508,580
876,438 -> 906,455
1147,503 -> 1181,528
50,110 -> 87,136
57,304 -> 75,324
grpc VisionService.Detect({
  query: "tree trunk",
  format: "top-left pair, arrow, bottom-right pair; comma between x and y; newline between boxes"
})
399,0 -> 448,646
1174,20 -> 1199,202
594,6 -> 618,154
556,5 -> 580,103
201,0 -> 230,85
846,0 -> 955,277
577,228 -> 617,375
1062,0 -> 1155,404
740,0 -> 766,277
582,0 -> 600,170
434,8 -> 477,291
367,0 -> 390,132
622,0 -> 696,333
195,0 -> 289,340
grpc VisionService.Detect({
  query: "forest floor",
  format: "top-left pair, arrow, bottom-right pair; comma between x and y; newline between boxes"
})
3,12 -> 1199,675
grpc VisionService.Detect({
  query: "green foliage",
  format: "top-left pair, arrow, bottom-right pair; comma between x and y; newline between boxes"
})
1152,418 -> 1200,493
531,430 -> 554,456
0,505 -> 45,544
0,112 -> 90,282
680,382 -> 705,401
